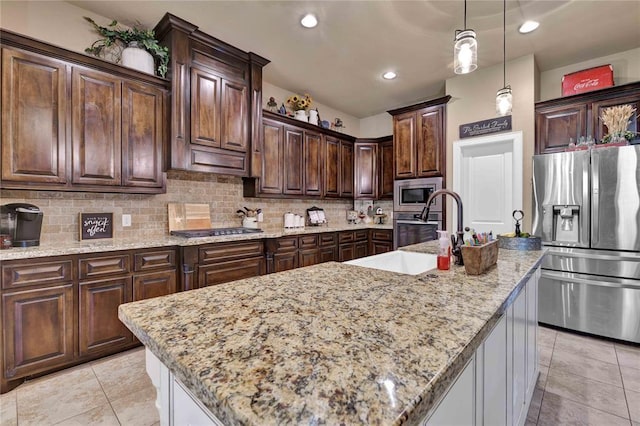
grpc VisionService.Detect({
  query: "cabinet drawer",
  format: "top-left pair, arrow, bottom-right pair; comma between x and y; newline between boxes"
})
275,236 -> 298,252
318,232 -> 336,247
199,240 -> 264,264
298,234 -> 318,250
133,270 -> 177,301
355,230 -> 369,242
134,249 -> 176,272
371,229 -> 393,242
2,259 -> 73,290
79,254 -> 131,279
198,257 -> 265,287
338,231 -> 355,244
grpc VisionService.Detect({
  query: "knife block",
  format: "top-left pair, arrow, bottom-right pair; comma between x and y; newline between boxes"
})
460,240 -> 499,275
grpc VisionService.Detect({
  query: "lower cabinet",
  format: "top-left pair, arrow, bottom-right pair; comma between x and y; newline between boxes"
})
1,247 -> 178,393
370,229 -> 393,255
199,258 -> 265,287
189,240 -> 265,288
424,267 -> 539,426
338,229 -> 369,262
1,283 -> 75,382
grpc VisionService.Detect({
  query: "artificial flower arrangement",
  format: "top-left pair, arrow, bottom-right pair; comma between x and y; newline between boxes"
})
600,104 -> 637,143
287,93 -> 313,111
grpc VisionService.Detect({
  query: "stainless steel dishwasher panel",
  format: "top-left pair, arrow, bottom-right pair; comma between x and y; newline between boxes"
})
539,269 -> 640,343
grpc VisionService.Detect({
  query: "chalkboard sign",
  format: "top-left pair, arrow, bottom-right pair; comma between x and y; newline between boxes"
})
459,115 -> 512,139
80,213 -> 113,240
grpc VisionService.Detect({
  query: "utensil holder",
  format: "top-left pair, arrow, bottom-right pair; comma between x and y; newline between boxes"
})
460,240 -> 499,275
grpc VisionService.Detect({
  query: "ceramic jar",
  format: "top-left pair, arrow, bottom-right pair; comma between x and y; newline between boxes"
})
308,109 -> 319,125
121,41 -> 155,75
294,109 -> 308,122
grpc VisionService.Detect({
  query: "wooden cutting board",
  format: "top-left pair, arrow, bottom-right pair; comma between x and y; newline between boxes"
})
168,203 -> 211,232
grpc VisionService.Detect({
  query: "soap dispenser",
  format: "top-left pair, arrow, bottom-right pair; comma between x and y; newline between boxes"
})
437,230 -> 451,270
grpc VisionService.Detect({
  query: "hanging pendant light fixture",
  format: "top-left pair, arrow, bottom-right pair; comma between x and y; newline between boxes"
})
496,0 -> 512,116
454,0 -> 477,74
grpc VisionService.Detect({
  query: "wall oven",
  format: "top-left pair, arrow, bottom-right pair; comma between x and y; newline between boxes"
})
393,177 -> 443,249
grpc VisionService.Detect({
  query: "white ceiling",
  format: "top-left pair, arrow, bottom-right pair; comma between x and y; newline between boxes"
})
69,0 -> 640,118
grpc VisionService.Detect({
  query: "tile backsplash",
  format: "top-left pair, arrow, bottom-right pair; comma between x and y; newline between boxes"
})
0,171 -> 392,245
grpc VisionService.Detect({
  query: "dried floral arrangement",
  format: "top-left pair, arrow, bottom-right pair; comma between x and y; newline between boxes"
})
600,104 -> 637,143
287,93 -> 313,111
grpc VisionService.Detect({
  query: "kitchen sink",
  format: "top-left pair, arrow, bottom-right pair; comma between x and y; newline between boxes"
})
344,250 -> 437,275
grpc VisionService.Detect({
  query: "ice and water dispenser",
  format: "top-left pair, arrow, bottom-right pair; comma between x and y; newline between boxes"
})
552,205 -> 581,242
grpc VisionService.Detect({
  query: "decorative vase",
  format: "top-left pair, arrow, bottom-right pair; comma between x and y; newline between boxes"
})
308,109 -> 319,125
294,109 -> 308,122
121,41 -> 155,75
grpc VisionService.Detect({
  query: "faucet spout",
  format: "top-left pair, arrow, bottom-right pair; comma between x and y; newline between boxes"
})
424,189 -> 465,265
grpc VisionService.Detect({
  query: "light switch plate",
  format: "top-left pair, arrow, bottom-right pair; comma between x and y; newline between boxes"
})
122,214 -> 132,227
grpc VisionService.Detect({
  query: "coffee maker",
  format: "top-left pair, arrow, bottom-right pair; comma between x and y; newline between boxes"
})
0,203 -> 44,247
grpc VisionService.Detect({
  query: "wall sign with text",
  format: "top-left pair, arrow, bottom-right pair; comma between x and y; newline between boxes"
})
459,116 -> 512,139
80,213 -> 113,240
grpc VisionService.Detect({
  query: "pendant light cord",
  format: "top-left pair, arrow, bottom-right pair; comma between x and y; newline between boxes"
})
464,0 -> 467,29
503,0 -> 506,87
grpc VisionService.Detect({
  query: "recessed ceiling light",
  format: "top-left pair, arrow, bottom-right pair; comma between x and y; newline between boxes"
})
382,71 -> 397,80
518,20 -> 539,34
301,13 -> 318,28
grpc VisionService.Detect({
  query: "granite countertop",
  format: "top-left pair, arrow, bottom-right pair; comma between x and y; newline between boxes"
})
119,241 -> 545,425
0,223 -> 393,261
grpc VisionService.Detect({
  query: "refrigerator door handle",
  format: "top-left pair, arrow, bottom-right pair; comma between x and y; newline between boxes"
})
541,269 -> 639,290
591,153 -> 600,246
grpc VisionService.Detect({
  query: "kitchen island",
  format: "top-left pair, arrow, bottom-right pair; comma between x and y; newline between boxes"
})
119,242 -> 544,425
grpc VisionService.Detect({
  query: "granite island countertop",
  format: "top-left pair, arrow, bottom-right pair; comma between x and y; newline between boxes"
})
0,223 -> 392,261
118,241 -> 545,425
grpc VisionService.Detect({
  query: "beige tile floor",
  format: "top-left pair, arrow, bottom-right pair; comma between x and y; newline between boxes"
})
527,326 -> 640,426
1,326 -> 639,425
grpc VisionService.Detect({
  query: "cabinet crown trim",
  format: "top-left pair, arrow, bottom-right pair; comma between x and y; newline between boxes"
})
387,95 -> 451,116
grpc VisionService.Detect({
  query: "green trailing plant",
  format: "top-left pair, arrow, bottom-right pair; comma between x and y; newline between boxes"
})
84,17 -> 169,78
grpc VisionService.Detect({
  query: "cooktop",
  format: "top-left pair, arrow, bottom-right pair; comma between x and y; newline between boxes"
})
170,228 -> 263,238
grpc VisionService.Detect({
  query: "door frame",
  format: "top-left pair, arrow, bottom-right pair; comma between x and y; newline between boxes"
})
452,130 -> 524,233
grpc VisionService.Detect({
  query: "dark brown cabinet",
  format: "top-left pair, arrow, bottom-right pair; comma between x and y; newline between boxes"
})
338,230 -> 369,262
535,82 -> 640,154
1,247 -> 178,393
1,31 -> 168,193
378,137 -> 394,199
154,14 -> 269,177
388,96 -> 450,180
190,240 -> 265,288
1,48 -> 68,185
370,229 -> 393,254
245,112 -> 355,199
354,143 -> 377,199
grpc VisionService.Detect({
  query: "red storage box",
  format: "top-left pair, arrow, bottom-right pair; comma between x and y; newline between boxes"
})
562,65 -> 613,96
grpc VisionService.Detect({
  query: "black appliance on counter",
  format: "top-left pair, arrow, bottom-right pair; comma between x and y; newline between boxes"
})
0,203 -> 44,247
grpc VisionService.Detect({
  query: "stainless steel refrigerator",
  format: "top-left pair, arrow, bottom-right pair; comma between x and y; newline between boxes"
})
532,145 -> 640,344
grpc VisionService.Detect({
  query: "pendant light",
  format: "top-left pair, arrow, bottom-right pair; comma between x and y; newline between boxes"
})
454,0 -> 477,74
496,0 -> 512,116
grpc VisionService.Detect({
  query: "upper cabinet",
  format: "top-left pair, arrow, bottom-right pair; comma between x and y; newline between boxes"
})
244,111 -> 355,199
353,136 -> 393,200
388,96 -> 450,180
154,14 -> 269,177
1,31 -> 168,193
535,82 -> 640,154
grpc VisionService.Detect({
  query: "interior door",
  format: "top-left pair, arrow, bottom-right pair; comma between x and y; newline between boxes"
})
453,132 -> 523,236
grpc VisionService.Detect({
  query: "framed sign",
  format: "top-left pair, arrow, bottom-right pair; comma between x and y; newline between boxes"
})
80,213 -> 113,240
459,116 -> 512,139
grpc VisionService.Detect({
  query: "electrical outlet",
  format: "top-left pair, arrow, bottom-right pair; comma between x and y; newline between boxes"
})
122,214 -> 132,227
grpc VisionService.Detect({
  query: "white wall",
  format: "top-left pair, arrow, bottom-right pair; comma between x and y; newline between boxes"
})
446,55 -> 537,233
359,112 -> 393,138
539,47 -> 640,101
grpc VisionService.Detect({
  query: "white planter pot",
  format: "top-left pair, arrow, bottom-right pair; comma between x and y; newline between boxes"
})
294,110 -> 308,122
121,42 -> 155,75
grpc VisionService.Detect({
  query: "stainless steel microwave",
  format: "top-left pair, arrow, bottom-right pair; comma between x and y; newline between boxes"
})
393,177 -> 443,212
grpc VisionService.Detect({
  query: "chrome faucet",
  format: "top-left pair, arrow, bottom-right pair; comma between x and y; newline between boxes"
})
421,189 -> 465,265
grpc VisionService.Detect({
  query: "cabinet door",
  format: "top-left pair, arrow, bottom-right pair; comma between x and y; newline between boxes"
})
122,81 -> 164,188
283,127 -> 304,195
220,78 -> 248,152
340,141 -> 354,197
273,252 -> 299,273
72,67 -> 122,186
1,48 -> 68,184
393,112 -> 416,179
417,106 -> 444,177
526,270 -> 539,394
133,270 -> 177,301
510,288 -> 528,426
304,131 -> 323,196
378,139 -> 394,199
2,284 -> 74,379
425,357 -> 475,426
535,104 -> 587,154
592,94 -> 640,143
338,243 -> 355,262
324,136 -> 340,197
299,249 -> 320,267
481,315 -> 508,426
370,241 -> 392,255
260,118 -> 284,194
79,277 -> 133,356
354,143 -> 377,199
318,246 -> 336,263
190,67 -> 221,147
354,241 -> 368,259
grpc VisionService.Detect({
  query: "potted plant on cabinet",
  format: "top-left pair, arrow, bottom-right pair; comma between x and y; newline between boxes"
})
84,17 -> 169,78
